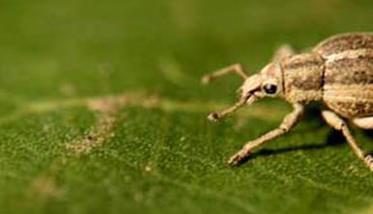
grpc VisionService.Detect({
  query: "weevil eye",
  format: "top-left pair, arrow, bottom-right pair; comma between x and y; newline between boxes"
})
263,83 -> 277,95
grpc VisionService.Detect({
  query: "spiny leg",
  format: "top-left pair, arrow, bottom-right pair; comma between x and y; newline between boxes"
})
229,103 -> 304,166
272,44 -> 295,62
201,63 -> 248,84
321,110 -> 373,172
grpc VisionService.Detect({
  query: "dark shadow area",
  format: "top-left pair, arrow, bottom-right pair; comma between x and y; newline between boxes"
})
303,103 -> 323,121
325,129 -> 346,145
363,129 -> 373,138
234,129 -> 345,165
294,103 -> 327,131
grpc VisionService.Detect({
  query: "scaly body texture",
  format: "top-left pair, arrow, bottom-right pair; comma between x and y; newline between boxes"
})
202,32 -> 373,172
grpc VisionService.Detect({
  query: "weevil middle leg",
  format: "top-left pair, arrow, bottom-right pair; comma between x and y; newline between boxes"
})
229,103 -> 304,165
321,110 -> 373,171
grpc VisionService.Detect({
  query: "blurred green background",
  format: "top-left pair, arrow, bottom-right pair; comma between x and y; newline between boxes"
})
0,0 -> 373,213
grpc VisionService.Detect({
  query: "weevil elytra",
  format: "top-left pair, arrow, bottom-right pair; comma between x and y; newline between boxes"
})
202,32 -> 373,172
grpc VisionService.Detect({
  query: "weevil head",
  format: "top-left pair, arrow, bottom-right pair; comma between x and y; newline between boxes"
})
239,62 -> 284,105
207,62 -> 284,122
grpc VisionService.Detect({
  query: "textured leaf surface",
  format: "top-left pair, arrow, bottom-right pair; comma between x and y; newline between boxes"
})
1,0 -> 373,214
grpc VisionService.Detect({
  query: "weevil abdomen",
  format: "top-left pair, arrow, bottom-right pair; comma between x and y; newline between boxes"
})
316,33 -> 373,118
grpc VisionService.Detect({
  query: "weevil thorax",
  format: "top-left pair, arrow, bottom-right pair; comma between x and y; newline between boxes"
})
281,53 -> 324,104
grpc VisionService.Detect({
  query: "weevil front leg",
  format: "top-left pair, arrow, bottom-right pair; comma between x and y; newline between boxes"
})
321,111 -> 373,172
201,63 -> 249,84
229,103 -> 304,166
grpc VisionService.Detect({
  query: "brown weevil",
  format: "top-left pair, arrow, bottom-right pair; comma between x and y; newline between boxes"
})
202,32 -> 373,171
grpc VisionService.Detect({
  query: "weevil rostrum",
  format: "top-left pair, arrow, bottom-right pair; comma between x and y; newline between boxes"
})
202,32 -> 373,172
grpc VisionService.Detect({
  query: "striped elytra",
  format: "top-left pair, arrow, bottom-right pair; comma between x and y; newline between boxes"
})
282,33 -> 373,119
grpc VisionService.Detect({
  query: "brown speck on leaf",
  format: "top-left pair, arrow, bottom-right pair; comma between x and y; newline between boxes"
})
66,113 -> 121,155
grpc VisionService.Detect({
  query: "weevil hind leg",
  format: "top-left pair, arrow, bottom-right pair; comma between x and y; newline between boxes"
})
321,110 -> 373,172
352,117 -> 373,129
272,44 -> 296,62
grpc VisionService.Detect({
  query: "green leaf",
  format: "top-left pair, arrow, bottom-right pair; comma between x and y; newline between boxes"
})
0,1 -> 373,214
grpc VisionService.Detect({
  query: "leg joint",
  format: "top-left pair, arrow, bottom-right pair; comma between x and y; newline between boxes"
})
279,125 -> 290,133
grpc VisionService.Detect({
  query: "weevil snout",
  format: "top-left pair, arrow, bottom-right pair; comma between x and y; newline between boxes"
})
240,74 -> 263,101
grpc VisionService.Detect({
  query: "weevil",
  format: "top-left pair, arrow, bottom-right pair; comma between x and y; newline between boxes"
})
202,32 -> 373,171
